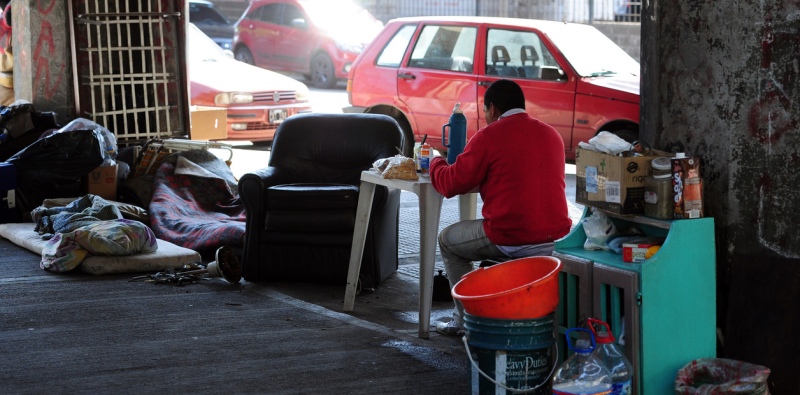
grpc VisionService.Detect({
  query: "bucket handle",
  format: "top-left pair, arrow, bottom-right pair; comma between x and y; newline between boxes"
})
461,336 -> 558,394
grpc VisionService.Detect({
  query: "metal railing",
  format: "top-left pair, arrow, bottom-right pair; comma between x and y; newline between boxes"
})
361,0 -> 642,25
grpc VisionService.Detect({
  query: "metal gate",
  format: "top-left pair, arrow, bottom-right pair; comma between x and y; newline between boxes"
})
68,0 -> 188,143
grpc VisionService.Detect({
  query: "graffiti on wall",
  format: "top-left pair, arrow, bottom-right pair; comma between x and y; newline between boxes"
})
747,11 -> 799,144
32,0 -> 67,101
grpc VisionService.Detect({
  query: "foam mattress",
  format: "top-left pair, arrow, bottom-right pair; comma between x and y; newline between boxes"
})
0,222 -> 201,275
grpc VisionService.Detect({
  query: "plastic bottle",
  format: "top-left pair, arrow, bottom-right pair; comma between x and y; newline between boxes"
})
587,318 -> 633,395
419,143 -> 431,176
441,103 -> 466,164
413,142 -> 422,172
552,328 -> 613,395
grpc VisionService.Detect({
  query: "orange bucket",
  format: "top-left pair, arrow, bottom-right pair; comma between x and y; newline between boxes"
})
452,256 -> 561,319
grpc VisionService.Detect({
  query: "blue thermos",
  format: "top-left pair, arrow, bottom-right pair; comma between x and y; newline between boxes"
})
442,103 -> 467,164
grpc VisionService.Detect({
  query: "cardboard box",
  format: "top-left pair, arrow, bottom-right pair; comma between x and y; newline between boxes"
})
575,147 -> 654,214
190,106 -> 227,140
622,243 -> 662,263
87,164 -> 118,201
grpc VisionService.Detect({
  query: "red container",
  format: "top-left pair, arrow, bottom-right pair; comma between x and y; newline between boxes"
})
452,256 -> 561,319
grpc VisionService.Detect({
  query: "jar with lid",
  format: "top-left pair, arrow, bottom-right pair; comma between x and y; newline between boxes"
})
644,157 -> 673,219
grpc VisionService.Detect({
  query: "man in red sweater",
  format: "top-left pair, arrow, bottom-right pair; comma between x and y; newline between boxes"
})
429,79 -> 572,335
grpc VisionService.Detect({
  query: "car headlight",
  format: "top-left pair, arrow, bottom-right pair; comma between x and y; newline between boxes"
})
295,86 -> 310,102
335,41 -> 364,54
215,92 -> 254,105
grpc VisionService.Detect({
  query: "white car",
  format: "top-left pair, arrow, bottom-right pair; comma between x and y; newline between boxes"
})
188,24 -> 312,142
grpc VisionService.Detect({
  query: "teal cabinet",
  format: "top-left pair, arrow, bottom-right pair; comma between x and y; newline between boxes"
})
553,207 -> 716,394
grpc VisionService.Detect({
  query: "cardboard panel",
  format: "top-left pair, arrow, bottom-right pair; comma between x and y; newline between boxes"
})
190,106 -> 227,141
87,164 -> 118,201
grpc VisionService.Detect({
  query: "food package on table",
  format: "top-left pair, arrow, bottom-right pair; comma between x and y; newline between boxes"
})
373,155 -> 418,180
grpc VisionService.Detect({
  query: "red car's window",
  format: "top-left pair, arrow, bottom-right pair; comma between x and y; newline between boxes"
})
376,25 -> 417,68
486,28 -> 559,80
281,4 -> 304,27
408,25 -> 476,73
254,3 -> 282,24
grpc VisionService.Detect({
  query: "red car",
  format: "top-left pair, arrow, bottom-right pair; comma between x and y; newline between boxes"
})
188,24 -> 312,142
232,0 -> 384,89
346,17 -> 641,160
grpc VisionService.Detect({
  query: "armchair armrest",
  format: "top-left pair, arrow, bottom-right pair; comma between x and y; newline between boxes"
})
239,167 -> 290,260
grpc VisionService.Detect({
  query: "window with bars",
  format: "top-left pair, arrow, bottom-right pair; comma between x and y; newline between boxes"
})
69,0 -> 188,143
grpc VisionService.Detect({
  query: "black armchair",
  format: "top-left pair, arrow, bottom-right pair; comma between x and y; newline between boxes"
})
238,113 -> 404,288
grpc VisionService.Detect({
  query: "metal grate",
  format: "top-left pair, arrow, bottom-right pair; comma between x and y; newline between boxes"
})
592,263 -> 641,394
252,91 -> 297,103
69,0 -> 187,143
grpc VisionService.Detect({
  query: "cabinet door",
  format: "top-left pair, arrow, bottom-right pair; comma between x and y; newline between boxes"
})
552,252 -> 593,364
593,263 -> 640,394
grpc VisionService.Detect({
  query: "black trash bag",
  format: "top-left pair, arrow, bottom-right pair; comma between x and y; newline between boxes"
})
675,358 -> 771,395
7,128 -> 105,214
0,102 -> 36,139
0,100 -> 61,162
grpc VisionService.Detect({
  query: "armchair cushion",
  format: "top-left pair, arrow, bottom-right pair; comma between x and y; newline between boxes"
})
265,183 -> 357,233
267,183 -> 358,211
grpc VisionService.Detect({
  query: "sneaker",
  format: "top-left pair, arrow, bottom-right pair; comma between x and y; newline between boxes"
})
435,320 -> 465,337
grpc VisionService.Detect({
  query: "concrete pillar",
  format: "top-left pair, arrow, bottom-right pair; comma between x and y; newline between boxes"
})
641,0 -> 800,391
12,0 -> 74,124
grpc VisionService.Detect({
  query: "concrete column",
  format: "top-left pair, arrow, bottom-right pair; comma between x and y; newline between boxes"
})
641,0 -> 800,390
12,0 -> 74,124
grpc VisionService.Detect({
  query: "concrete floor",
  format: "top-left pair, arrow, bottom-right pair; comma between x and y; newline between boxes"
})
0,147 -> 583,394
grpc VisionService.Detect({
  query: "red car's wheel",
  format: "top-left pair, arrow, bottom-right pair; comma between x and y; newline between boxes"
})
234,47 -> 255,65
310,53 -> 336,89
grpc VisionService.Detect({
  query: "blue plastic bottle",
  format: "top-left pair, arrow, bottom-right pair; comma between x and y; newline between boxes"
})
442,103 -> 466,164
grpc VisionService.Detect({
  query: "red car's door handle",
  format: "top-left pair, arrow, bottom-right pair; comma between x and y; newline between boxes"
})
398,72 -> 416,80
478,80 -> 493,87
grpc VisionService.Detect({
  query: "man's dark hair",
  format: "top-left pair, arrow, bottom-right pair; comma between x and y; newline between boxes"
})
484,79 -> 525,113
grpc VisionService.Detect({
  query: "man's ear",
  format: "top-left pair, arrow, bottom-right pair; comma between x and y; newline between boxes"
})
490,105 -> 501,119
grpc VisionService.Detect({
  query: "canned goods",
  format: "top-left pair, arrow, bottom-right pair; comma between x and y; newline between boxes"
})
644,157 -> 674,220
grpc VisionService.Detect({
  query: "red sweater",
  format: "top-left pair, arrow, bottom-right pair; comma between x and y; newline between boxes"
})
429,112 -> 572,246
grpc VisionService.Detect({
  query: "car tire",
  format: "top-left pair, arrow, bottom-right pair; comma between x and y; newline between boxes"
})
235,47 -> 255,65
310,53 -> 337,89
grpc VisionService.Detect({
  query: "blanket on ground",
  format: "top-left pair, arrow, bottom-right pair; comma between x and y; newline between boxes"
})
31,194 -> 123,236
41,219 -> 158,272
148,150 -> 246,255
28,195 -> 158,272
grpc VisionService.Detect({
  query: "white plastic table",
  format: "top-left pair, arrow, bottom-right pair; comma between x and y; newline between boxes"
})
343,170 -> 476,339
